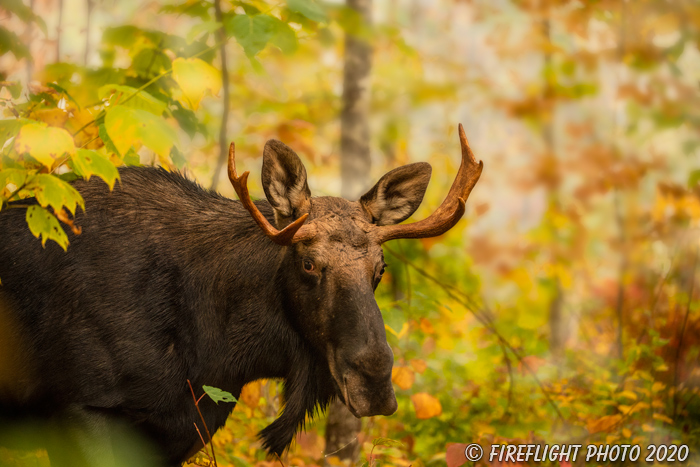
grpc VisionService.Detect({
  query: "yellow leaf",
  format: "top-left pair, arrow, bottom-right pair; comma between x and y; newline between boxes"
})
240,381 -> 261,409
172,57 -> 222,110
619,390 -> 637,401
385,322 -> 409,339
653,413 -> 674,424
618,405 -> 632,415
391,366 -> 415,390
411,392 -> 442,419
642,424 -> 655,432
32,108 -> 69,127
104,106 -> 178,160
652,382 -> 666,393
409,359 -> 427,374
14,123 -> 75,169
65,109 -> 102,149
635,402 -> 650,411
652,399 -> 665,409
622,428 -> 632,438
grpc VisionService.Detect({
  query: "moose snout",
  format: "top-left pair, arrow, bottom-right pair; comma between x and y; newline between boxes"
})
336,342 -> 397,418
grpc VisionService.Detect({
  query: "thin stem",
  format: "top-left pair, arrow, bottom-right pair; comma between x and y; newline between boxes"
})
187,380 -> 218,467
384,245 -> 566,424
71,39 -> 226,139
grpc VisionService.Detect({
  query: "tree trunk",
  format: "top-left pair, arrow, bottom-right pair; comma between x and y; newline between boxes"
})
210,0 -> 231,191
339,0 -> 372,200
541,16 -> 565,362
324,0 -> 372,464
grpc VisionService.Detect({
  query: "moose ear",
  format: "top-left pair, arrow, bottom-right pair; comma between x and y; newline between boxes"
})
360,162 -> 432,226
262,140 -> 312,226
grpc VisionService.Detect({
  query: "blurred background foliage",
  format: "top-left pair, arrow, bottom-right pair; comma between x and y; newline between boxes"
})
1,0 -> 700,466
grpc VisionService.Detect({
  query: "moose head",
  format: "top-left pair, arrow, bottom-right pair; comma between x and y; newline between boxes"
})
228,124 -> 483,419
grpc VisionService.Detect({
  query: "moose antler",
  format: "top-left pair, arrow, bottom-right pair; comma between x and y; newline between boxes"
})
374,124 -> 483,243
228,142 -> 316,245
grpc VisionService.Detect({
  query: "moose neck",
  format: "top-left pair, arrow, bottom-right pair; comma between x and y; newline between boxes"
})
181,199 -> 334,453
184,203 -> 298,384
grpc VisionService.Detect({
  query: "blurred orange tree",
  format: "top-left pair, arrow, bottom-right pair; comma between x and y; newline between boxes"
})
1,0 -> 700,466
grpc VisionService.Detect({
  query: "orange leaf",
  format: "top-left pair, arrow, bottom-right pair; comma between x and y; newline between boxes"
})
518,355 -> 546,375
446,443 -> 468,467
392,366 -> 415,390
419,318 -> 435,334
410,359 -> 427,374
240,381 -> 261,409
586,415 -> 622,434
411,392 -> 442,419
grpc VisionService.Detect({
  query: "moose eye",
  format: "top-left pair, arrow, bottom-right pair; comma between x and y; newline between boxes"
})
302,259 -> 315,273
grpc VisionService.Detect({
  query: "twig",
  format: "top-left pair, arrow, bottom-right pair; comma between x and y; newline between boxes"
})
323,437 -> 358,457
187,379 -> 219,467
193,422 -> 214,465
384,246 -> 566,424
71,38 -> 227,139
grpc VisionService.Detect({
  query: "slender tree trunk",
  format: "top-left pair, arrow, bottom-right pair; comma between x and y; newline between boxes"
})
339,0 -> 372,200
24,0 -> 35,81
56,0 -> 63,62
84,0 -> 94,66
324,0 -> 372,464
541,16 -> 565,362
210,0 -> 231,191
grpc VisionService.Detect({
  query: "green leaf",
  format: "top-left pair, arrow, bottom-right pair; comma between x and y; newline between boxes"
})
160,1 -> 211,20
98,124 -> 121,156
186,20 -> 221,43
269,18 -> 298,54
102,25 -> 142,49
131,48 -> 172,79
0,26 -> 30,60
98,84 -> 168,116
72,149 -> 120,190
123,148 -> 141,166
1,81 -> 22,99
372,437 -> 404,448
27,174 -> 84,215
171,101 -> 202,139
225,14 -> 277,57
26,205 -> 69,250
171,57 -> 221,110
14,123 -> 76,169
202,385 -> 237,404
287,0 -> 327,23
0,118 -> 32,144
0,168 -> 30,204
104,105 -> 179,163
3,0 -> 47,34
688,169 -> 700,188
170,146 -> 187,169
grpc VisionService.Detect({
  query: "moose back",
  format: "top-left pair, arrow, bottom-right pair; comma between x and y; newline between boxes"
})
0,125 -> 482,466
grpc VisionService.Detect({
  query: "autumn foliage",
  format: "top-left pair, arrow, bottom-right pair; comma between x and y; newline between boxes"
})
1,0 -> 700,466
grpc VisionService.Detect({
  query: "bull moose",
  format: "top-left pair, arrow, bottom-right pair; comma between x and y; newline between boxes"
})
0,124 -> 483,466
